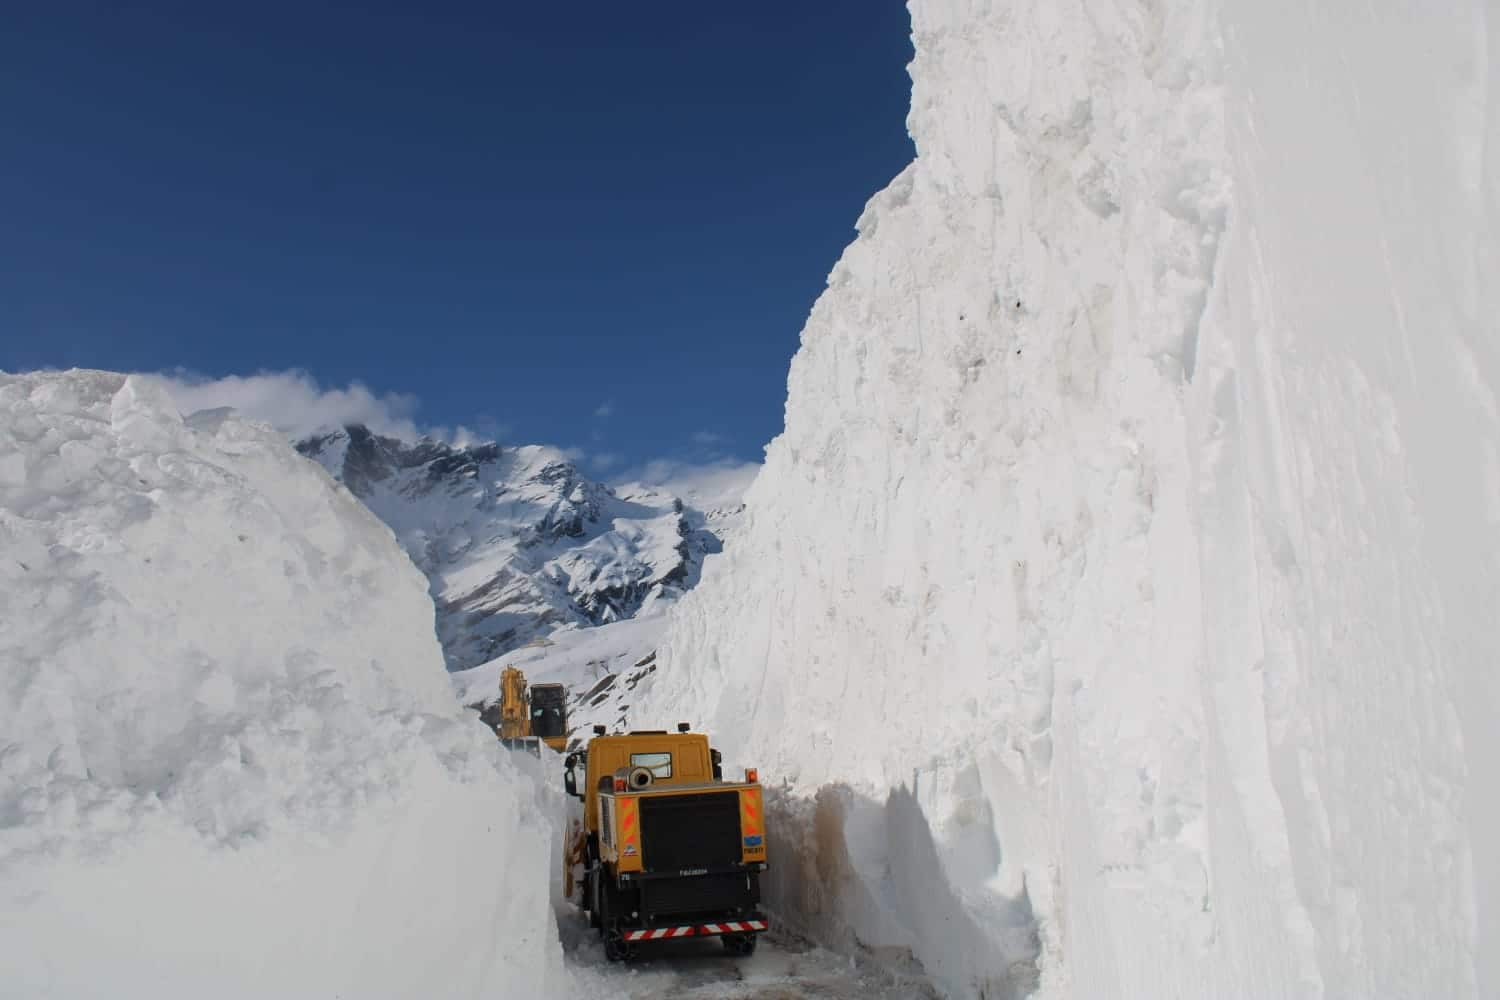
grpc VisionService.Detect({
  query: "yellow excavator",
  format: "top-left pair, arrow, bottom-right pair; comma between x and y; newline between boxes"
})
482,666 -> 568,753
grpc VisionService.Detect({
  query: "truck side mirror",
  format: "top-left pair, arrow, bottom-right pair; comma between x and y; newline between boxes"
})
710,748 -> 723,781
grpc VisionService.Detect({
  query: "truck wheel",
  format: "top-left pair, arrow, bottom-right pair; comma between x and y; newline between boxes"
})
723,933 -> 758,957
604,932 -> 637,963
592,868 -> 608,935
581,871 -> 599,928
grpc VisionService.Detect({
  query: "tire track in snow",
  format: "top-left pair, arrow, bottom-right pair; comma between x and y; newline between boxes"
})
563,926 -> 940,999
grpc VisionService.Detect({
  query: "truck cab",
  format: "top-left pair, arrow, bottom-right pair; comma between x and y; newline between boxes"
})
563,728 -> 767,961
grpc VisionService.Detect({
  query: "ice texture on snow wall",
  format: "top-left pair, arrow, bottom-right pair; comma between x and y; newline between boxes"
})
0,372 -> 568,999
644,0 -> 1500,997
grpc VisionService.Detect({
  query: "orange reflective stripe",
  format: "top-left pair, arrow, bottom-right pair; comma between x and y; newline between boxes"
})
619,797 -> 639,849
739,787 -> 763,837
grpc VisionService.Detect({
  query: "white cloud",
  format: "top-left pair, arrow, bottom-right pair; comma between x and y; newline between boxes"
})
690,430 -> 722,445
471,414 -> 512,443
155,370 -> 465,443
617,457 -> 761,511
591,451 -> 623,470
594,400 -> 615,419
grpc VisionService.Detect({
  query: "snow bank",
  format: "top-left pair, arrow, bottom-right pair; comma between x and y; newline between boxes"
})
0,371 -> 567,998
644,1 -> 1500,997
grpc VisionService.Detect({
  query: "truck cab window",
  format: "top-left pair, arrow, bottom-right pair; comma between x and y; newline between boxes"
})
629,751 -> 672,780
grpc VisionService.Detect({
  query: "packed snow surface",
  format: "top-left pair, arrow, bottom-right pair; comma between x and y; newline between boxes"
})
0,371 -> 567,998
645,0 -> 1500,997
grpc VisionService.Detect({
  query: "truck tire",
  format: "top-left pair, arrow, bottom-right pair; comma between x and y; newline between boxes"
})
603,931 -> 637,963
723,933 -> 758,957
582,871 -> 599,928
592,867 -> 607,934
595,870 -> 639,962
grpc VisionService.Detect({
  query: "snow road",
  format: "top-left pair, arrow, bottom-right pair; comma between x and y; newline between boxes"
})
560,916 -> 938,999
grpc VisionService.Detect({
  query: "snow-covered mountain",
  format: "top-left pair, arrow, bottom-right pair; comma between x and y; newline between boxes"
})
641,1 -> 1500,998
297,425 -> 731,672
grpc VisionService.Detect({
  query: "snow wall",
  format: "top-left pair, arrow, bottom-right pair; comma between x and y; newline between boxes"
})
645,1 -> 1500,997
0,371 -> 568,999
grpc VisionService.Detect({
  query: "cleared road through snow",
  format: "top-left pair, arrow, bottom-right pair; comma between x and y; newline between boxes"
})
561,917 -> 939,999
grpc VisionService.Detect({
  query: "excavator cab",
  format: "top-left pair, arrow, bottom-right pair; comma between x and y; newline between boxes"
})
529,683 -> 568,752
484,668 -> 569,754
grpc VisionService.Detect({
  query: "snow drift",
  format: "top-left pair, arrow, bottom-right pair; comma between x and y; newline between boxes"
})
0,371 -> 567,998
644,0 -> 1500,997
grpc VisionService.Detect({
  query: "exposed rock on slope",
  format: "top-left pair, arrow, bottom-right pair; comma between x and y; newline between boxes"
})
299,425 -> 722,671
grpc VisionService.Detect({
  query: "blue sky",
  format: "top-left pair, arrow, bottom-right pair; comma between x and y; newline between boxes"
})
0,1 -> 914,478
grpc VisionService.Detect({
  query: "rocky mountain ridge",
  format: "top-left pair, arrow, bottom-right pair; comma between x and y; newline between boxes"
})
298,424 -> 730,671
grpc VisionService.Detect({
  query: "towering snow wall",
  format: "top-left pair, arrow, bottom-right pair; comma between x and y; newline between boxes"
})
645,1 -> 1500,997
0,371 -> 567,998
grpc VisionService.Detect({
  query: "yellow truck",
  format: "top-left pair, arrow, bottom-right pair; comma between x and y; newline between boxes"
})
562,725 -> 768,962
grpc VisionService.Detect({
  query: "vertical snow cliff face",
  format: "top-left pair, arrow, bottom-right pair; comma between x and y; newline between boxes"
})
645,1 -> 1500,997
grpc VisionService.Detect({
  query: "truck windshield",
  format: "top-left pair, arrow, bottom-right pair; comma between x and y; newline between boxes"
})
630,751 -> 673,779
